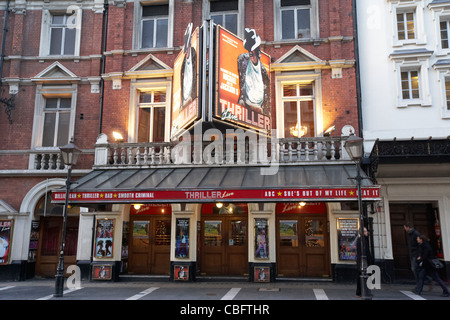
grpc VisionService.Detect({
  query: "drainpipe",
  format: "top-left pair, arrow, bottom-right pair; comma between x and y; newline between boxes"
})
0,0 -> 11,87
98,1 -> 109,135
352,0 -> 363,138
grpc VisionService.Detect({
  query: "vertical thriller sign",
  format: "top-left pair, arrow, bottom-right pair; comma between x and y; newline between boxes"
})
215,26 -> 271,132
171,23 -> 201,139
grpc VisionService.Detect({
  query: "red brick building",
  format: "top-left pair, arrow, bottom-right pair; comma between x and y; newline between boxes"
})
0,0 -> 376,282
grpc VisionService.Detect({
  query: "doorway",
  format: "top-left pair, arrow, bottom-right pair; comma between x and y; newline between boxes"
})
200,203 -> 248,276
35,216 -> 79,277
390,203 -> 439,280
276,203 -> 330,278
128,215 -> 171,274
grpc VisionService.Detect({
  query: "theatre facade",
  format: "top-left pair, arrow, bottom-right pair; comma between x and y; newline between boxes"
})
50,132 -> 380,282
0,1 -> 377,282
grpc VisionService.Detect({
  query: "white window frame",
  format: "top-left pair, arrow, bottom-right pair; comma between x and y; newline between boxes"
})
41,97 -> 73,147
39,8 -> 82,57
128,79 -> 172,143
429,5 -> 450,56
203,0 -> 244,38
389,0 -> 426,47
391,51 -> 432,108
432,62 -> 450,119
133,0 -> 174,51
137,90 -> 168,142
273,0 -> 319,42
30,84 -> 78,169
275,72 -> 323,138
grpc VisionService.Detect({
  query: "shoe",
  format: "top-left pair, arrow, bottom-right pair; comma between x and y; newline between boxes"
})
441,292 -> 449,297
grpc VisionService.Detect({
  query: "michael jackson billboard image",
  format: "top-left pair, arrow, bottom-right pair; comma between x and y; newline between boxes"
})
215,26 -> 271,133
171,23 -> 200,139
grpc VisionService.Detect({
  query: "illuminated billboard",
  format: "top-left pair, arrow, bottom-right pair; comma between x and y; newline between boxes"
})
171,23 -> 201,139
215,26 -> 271,133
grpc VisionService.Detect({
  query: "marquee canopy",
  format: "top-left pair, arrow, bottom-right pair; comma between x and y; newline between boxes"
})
52,165 -> 380,204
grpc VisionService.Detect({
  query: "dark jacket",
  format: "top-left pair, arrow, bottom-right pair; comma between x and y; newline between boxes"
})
417,239 -> 433,271
407,228 -> 421,258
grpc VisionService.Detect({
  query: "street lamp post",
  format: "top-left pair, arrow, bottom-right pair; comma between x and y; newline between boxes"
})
344,135 -> 372,300
54,140 -> 81,298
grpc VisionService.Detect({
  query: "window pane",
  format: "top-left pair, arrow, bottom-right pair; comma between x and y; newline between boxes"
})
305,219 -> 324,247
154,90 -> 166,103
155,220 -> 171,246
156,19 -> 168,48
60,98 -> 72,109
64,28 -> 76,55
397,13 -> 405,40
152,107 -> 166,142
284,101 -> 298,138
211,0 -> 238,12
138,108 -> 151,142
279,220 -> 298,247
300,84 -> 313,96
282,10 -> 295,39
140,93 -> 153,103
300,100 -> 314,137
56,113 -> 70,146
50,28 -> 63,55
142,20 -> 154,48
45,98 -> 58,109
446,79 -> 450,110
204,221 -> 222,246
41,219 -> 60,256
52,15 -> 65,25
283,84 -> 297,97
297,8 -> 311,38
143,5 -> 168,17
225,13 -> 238,35
64,219 -> 79,256
441,21 -> 449,49
410,71 -> 419,99
43,113 -> 56,147
406,12 -> 415,39
229,220 -> 246,247
211,15 -> 223,26
281,0 -> 310,6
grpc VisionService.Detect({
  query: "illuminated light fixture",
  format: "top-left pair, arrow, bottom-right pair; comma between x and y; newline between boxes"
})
324,125 -> 336,136
161,209 -> 165,213
112,131 -> 124,142
133,204 -> 142,210
289,123 -> 308,137
299,202 -> 306,208
216,203 -> 223,208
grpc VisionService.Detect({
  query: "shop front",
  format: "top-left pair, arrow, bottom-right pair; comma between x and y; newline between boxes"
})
52,164 -> 380,282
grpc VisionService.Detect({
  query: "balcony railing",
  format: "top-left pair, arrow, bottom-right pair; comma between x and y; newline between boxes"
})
93,136 -> 350,168
27,136 -> 351,171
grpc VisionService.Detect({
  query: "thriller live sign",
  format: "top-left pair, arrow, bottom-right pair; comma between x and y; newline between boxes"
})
52,187 -> 380,203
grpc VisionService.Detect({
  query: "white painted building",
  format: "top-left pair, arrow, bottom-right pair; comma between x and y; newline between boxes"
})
356,0 -> 450,281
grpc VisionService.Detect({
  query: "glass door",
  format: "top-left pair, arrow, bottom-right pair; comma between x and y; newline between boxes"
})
277,215 -> 330,278
201,216 -> 248,276
128,216 -> 171,275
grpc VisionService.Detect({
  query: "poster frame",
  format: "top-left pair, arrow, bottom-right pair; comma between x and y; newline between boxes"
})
94,218 -> 115,259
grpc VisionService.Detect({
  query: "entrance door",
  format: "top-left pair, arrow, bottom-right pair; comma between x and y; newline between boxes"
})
128,216 -> 171,274
35,216 -> 79,277
201,216 -> 248,276
277,215 -> 330,278
390,203 -> 435,279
